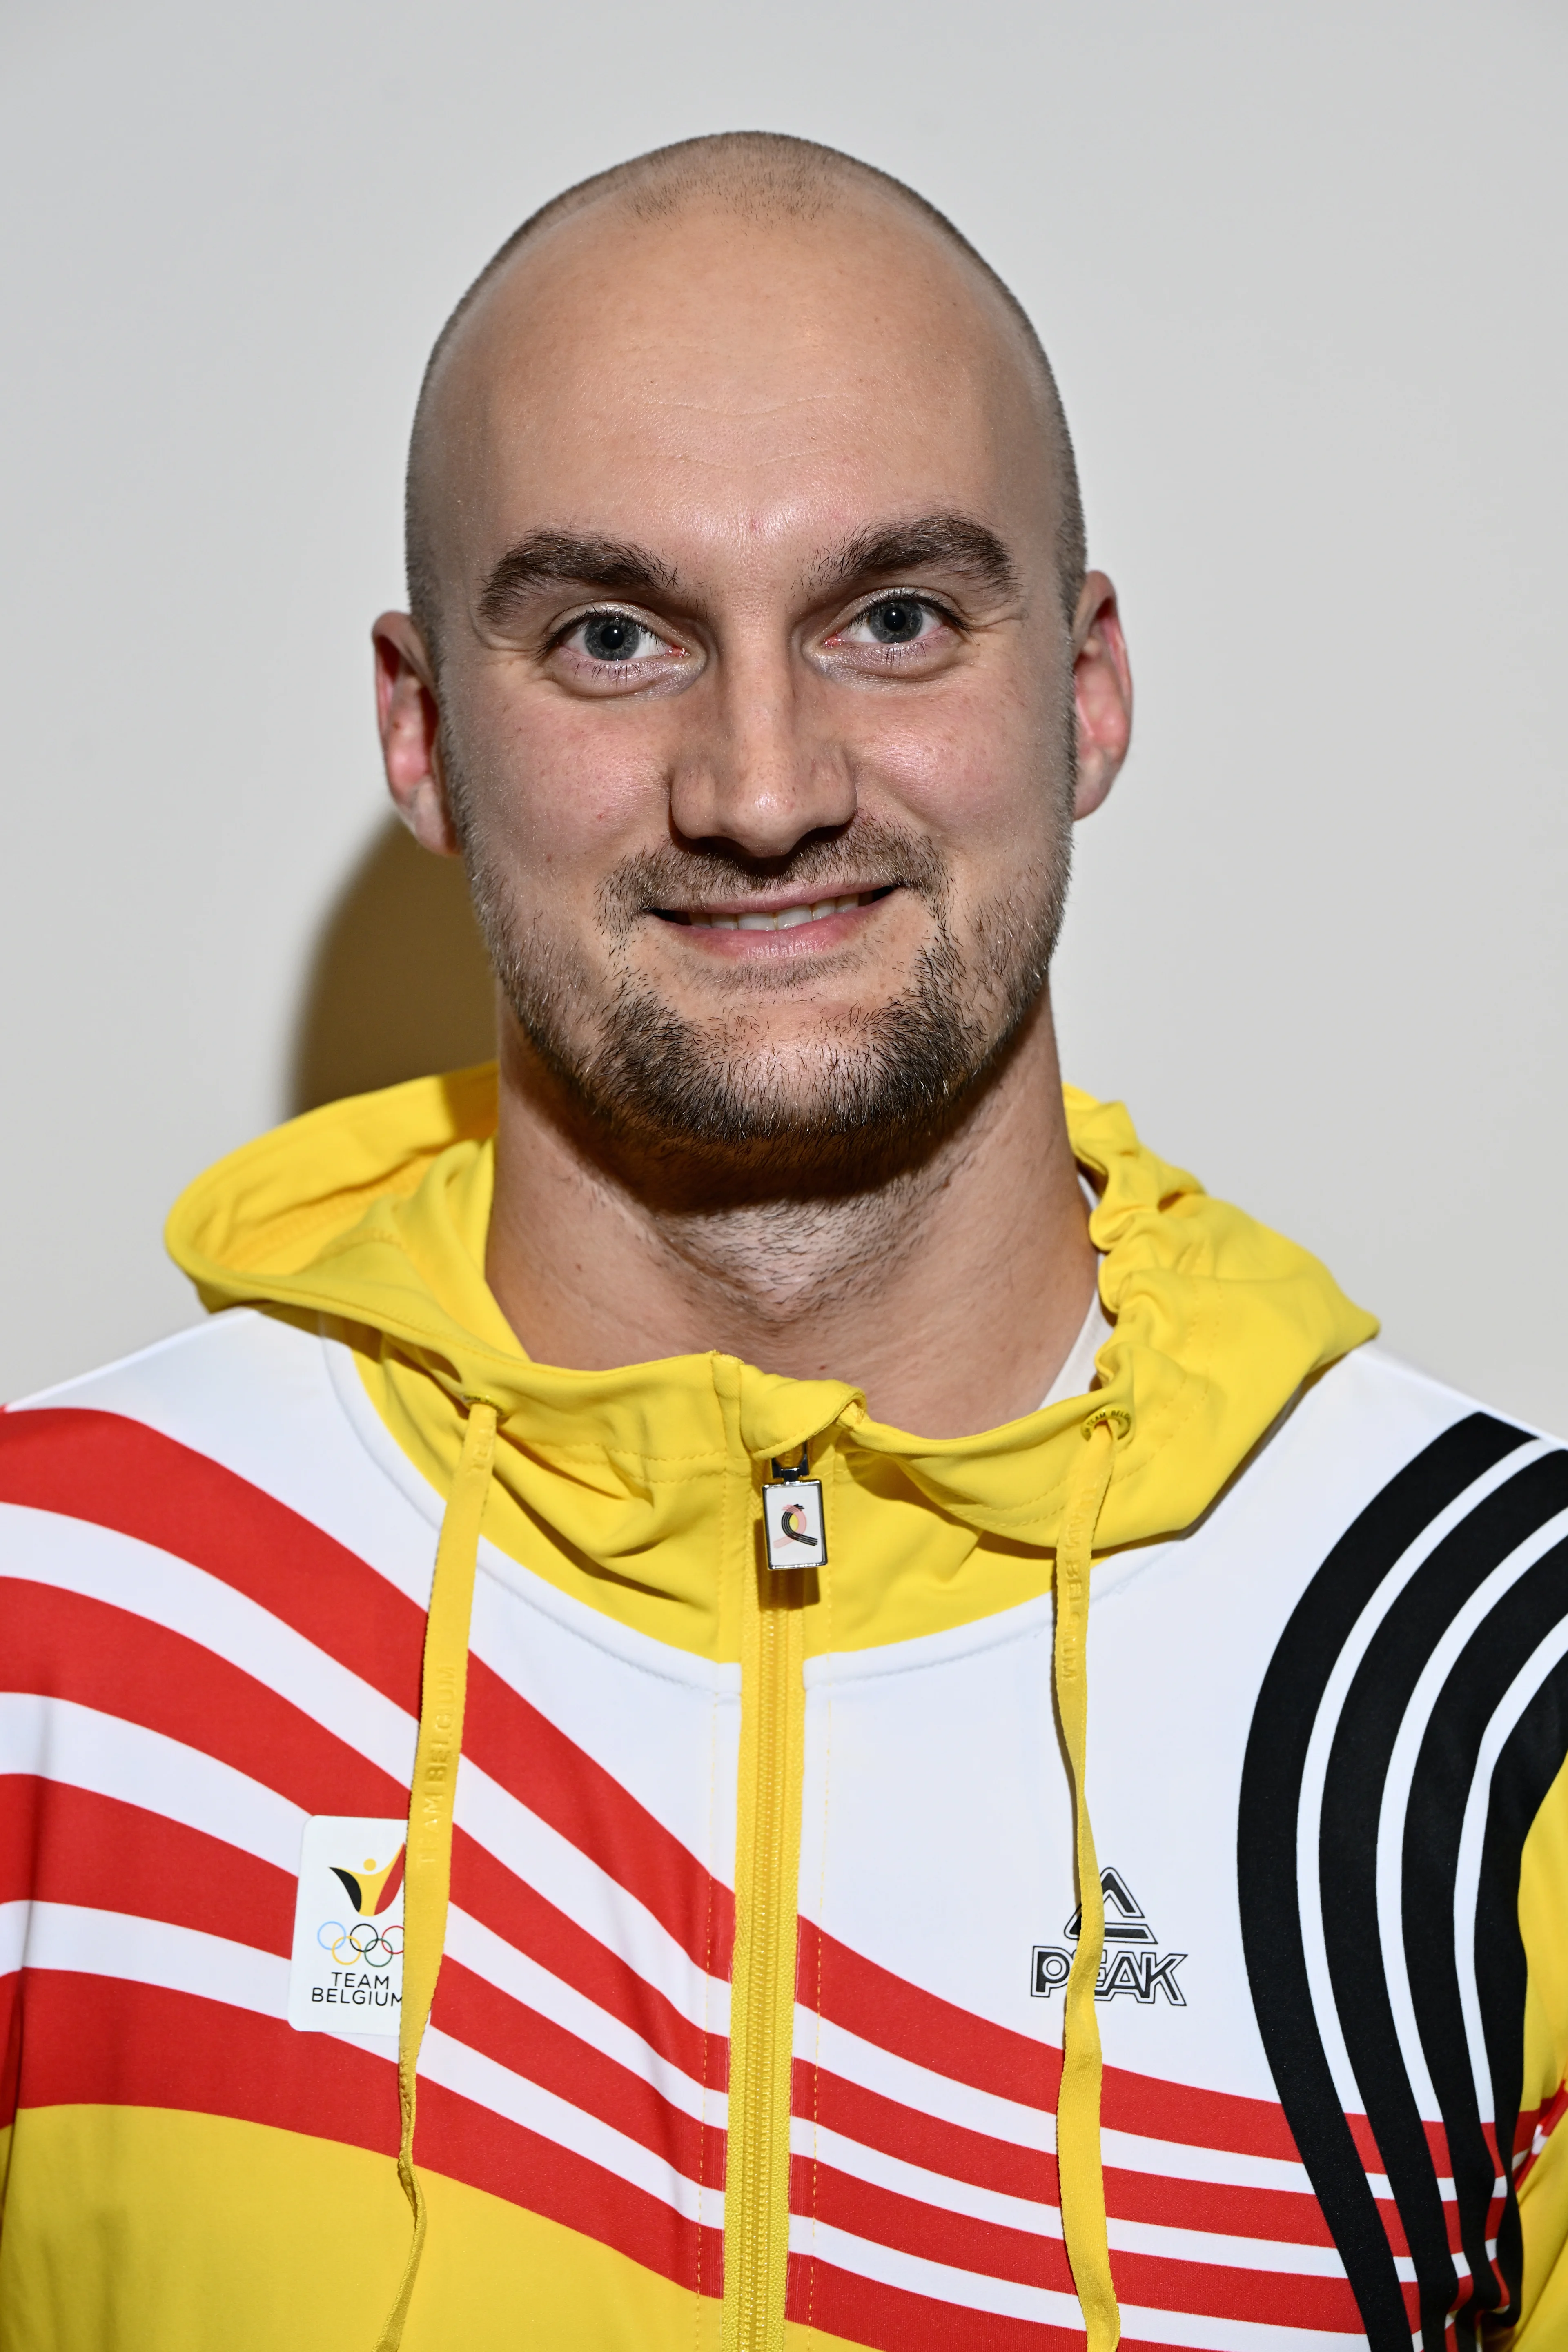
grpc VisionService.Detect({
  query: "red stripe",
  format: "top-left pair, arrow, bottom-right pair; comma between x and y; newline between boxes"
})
416,2053 -> 724,2302
0,1408 -> 427,1711
454,1829 -> 729,2093
791,2151 -> 1074,2294
1103,2160 -> 1339,2247
1100,2068 -> 1304,2167
795,2245 -> 1361,2352
1,1408 -> 734,1976
795,2054 -> 1051,2198
795,2056 -> 1339,2249
798,1915 -> 1055,2110
787,2254 -> 1085,2352
800,1917 -> 1305,2161
794,2157 -> 1363,2330
0,1775 -> 295,1955
463,1655 -> 735,1978
433,1956 -> 726,2189
3,1968 -> 723,2297
1516,2080 -> 1568,2189
0,1968 -> 18,2132
0,1900 -> 724,2248
0,1579 -> 404,1817
0,1637 -> 731,2111
1,1598 -> 732,2096
5,1966 -> 395,2154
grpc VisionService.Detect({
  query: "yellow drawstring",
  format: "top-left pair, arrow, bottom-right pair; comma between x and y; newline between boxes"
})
1053,1409 -> 1125,2352
373,1397 -> 499,2352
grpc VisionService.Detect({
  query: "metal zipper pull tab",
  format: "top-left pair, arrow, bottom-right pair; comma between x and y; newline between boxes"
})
761,1442 -> 827,1572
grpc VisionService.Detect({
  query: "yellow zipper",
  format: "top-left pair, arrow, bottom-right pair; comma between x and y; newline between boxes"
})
721,1517 -> 807,2352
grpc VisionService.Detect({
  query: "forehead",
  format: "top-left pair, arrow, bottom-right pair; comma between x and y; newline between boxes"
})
429,195 -> 1053,576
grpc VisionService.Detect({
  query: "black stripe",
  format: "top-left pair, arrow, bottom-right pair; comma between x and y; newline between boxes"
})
1319,1452 -> 1568,2347
1237,1412 -> 1530,2348
1404,1618 -> 1568,2331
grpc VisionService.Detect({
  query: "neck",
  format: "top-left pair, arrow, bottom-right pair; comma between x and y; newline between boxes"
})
484,988 -> 1096,1439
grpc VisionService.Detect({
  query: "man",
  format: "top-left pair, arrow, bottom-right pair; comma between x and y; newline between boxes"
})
0,130 -> 1563,2352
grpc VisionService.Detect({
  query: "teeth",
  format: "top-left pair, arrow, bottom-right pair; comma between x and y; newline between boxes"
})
689,893 -> 869,931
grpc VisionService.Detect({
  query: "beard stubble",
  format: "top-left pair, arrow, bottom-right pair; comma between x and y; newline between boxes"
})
452,770 -> 1074,1192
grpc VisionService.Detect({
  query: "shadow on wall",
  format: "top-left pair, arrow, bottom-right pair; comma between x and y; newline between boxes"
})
289,817 -> 496,1114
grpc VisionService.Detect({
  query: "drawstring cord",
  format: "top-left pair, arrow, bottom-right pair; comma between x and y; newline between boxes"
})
373,1396 -> 499,2352
1054,1408 -> 1126,2352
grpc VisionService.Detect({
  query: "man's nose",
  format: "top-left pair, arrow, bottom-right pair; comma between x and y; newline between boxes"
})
667,652 -> 856,858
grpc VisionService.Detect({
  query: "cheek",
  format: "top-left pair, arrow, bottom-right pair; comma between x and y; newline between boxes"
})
453,670 -> 668,886
847,669 -> 1066,855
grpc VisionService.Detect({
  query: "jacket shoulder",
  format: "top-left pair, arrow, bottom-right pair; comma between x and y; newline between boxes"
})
4,1306 -> 315,1428
0,1307 -> 435,1595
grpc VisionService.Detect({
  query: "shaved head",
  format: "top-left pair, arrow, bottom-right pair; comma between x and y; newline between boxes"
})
404,131 -> 1085,671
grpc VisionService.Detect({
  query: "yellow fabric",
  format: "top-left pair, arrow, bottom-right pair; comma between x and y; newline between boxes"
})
1516,2124 -> 1568,2350
1053,1414 -> 1123,2348
1510,1749 -> 1568,2343
722,1421 -> 809,2352
0,2106 -> 719,2351
376,1399 -> 498,2352
162,1063 -> 1376,2352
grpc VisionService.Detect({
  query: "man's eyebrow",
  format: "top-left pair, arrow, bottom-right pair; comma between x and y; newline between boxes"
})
812,515 -> 1020,601
477,531 -> 676,627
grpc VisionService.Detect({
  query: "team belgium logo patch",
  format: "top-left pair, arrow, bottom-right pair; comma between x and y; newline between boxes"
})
287,1815 -> 407,2038
1031,1866 -> 1188,2006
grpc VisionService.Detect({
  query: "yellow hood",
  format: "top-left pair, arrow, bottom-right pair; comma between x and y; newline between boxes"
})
166,1063 -> 1375,1658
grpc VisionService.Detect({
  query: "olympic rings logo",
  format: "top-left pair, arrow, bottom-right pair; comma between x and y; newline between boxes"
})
317,1918 -> 404,1967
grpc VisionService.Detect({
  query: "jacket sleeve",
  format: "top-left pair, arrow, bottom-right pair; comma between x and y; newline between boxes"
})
1509,1753 -> 1568,2344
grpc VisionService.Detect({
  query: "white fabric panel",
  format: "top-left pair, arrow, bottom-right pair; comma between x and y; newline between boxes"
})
419,2022 -> 722,2227
797,2006 -> 1054,2150
798,1350 -> 1474,2114
0,1501 -> 729,2040
454,1761 -> 731,2038
445,1902 -> 726,2129
4,1898 -> 288,2018
794,2209 -> 1370,2348
0,1501 -> 417,1778
0,1689 -> 304,1872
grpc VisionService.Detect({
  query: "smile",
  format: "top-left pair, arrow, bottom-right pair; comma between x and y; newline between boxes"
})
661,889 -> 891,933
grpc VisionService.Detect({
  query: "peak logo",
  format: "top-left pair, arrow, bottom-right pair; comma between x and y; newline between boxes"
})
1031,1867 -> 1188,2007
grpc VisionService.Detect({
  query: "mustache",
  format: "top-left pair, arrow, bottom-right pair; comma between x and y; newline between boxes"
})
595,817 -> 951,933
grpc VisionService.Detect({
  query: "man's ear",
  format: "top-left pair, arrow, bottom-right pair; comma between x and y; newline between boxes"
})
1069,571 -> 1133,820
372,612 -> 461,856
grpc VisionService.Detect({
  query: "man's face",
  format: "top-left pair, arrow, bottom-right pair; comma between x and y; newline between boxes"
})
386,195 -> 1121,1179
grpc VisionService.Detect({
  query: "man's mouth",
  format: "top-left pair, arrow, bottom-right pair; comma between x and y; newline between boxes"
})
657,887 -> 895,933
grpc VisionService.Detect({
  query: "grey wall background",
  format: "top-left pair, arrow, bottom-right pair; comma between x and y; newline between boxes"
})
3,0 -> 1564,1428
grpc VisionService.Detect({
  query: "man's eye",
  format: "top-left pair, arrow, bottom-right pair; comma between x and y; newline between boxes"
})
567,612 -> 671,664
839,597 -> 947,647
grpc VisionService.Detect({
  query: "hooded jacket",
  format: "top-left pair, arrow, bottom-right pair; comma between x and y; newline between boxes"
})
1,1067 -> 1565,2352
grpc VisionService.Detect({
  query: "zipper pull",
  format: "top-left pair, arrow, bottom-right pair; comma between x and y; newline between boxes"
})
762,1443 -> 827,1572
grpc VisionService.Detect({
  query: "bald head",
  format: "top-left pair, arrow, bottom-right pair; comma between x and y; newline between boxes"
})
404,131 -> 1085,670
